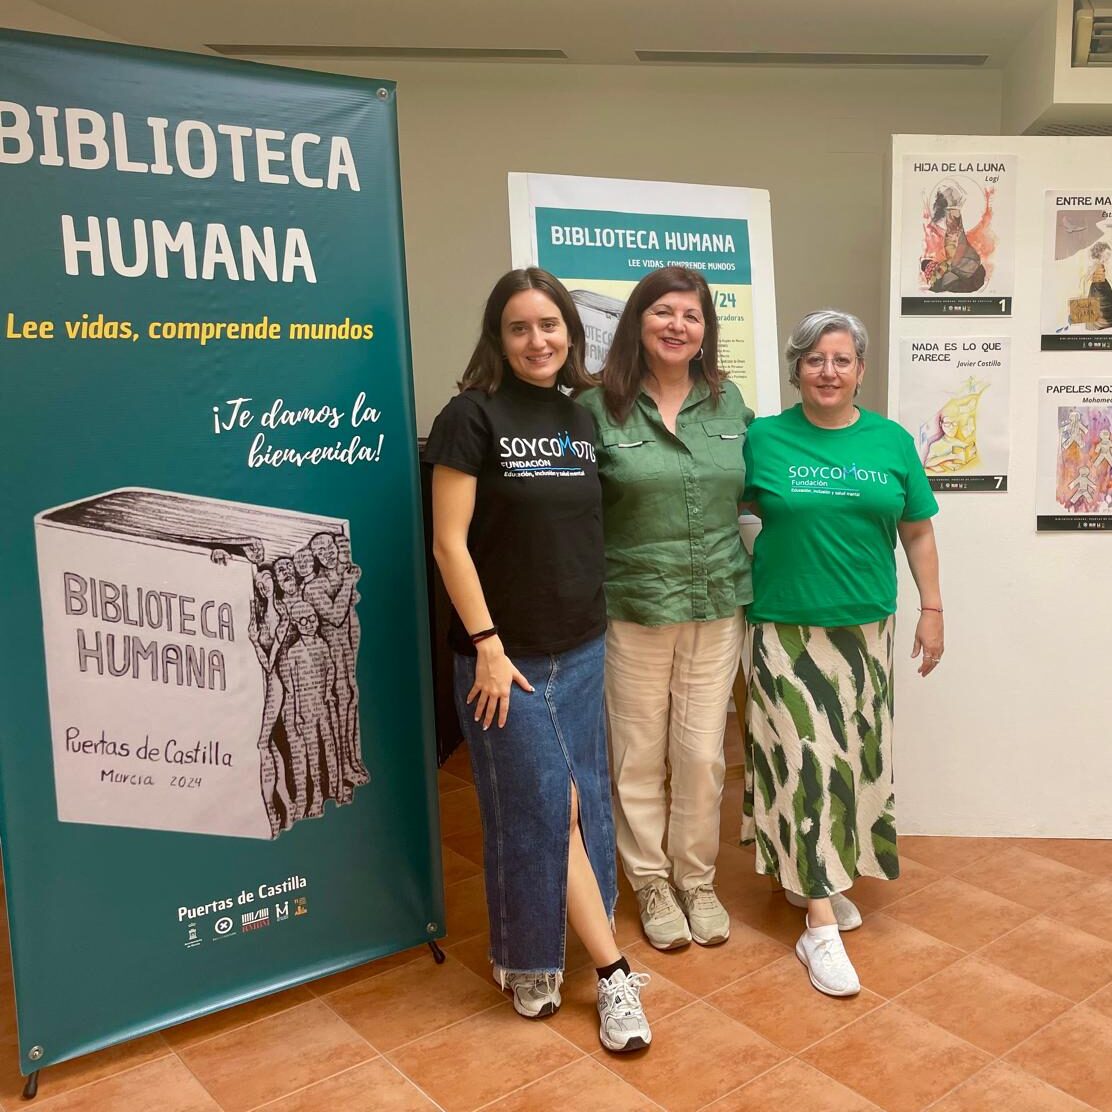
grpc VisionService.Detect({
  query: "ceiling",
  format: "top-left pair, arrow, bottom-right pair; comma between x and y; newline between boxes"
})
29,0 -> 1053,68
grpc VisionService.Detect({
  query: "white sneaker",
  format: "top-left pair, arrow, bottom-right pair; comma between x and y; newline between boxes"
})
796,919 -> 861,997
784,890 -> 863,931
493,966 -> 562,1018
597,968 -> 652,1052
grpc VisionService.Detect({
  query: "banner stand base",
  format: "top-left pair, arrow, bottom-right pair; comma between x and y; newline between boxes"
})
427,940 -> 446,965
22,1071 -> 38,1101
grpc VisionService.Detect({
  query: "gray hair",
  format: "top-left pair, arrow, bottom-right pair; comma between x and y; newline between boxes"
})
785,309 -> 869,387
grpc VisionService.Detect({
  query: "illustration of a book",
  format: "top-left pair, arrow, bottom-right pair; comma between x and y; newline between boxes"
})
571,289 -> 625,374
35,489 -> 368,841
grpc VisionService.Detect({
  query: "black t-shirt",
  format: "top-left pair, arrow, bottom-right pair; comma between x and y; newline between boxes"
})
424,373 -> 606,656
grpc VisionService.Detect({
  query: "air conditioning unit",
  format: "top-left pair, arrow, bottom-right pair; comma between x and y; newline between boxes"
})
1074,0 -> 1112,65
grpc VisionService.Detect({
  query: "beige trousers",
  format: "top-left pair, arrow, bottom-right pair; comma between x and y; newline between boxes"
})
605,610 -> 744,892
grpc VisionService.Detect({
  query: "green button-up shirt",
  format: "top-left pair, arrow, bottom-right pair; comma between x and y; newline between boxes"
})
577,378 -> 754,627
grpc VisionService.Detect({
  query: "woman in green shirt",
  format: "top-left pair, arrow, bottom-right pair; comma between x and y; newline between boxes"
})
578,266 -> 753,953
741,309 -> 944,999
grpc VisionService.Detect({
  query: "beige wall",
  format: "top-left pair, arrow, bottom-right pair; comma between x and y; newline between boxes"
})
0,4 -> 1004,427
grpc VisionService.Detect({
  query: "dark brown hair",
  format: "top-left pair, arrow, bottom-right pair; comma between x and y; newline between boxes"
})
458,268 -> 594,395
598,266 -> 725,423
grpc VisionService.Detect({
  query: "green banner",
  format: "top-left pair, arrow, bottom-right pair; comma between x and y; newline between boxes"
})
0,30 -> 441,1072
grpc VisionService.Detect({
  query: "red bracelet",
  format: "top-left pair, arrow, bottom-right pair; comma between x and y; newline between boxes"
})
469,626 -> 499,644
919,606 -> 943,614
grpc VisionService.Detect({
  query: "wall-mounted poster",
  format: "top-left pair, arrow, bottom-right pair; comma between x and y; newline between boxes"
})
897,337 -> 1010,492
899,154 -> 1016,317
508,172 -> 780,416
1040,191 -> 1112,351
1037,378 -> 1112,530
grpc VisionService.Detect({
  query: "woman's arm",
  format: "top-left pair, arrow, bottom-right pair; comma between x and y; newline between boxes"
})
897,518 -> 944,677
431,465 -> 534,729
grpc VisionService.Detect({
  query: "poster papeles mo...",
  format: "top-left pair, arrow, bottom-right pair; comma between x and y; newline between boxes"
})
0,29 -> 440,1076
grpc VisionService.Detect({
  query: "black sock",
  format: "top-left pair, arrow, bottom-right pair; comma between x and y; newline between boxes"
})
596,956 -> 630,981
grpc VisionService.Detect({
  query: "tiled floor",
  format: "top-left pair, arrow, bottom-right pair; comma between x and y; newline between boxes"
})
2,719 -> 1112,1110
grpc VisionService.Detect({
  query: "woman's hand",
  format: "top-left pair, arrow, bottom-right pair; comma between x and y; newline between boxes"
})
467,637 -> 534,729
911,610 -> 944,677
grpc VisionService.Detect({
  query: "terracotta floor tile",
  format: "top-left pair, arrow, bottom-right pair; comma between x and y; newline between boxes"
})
703,1058 -> 883,1111
1016,838 -> 1112,877
443,932 -> 494,983
322,952 -> 504,1051
163,985 -> 316,1050
712,842 -> 766,900
438,787 -> 483,838
444,874 -> 489,942
955,847 -> 1091,911
898,955 -> 1073,1055
1047,878 -> 1112,944
720,882 -> 809,949
0,1033 -> 170,1107
442,845 -> 482,886
1085,982 -> 1112,1020
306,946 -> 428,995
981,917 -> 1112,1001
440,743 -> 474,784
442,829 -> 485,868
255,1058 -> 439,1111
548,947 -> 694,1053
483,1056 -> 660,1111
438,769 -> 471,796
841,913 -> 963,998
898,836 -> 1007,874
1008,1006 -> 1112,1111
883,876 -> 1035,951
800,1002 -> 990,1112
630,917 -> 787,997
719,779 -> 744,843
595,1001 -> 785,1112
848,859 -> 941,915
929,1061 -> 1095,1112
387,1003 -> 582,1112
176,999 -> 373,1112
706,954 -> 884,1053
29,1055 -> 219,1112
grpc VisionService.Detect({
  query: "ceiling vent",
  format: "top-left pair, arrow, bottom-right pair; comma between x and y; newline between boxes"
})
1073,0 -> 1112,65
206,45 -> 567,61
634,50 -> 987,67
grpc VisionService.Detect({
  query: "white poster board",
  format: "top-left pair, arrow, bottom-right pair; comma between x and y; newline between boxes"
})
888,135 -> 1112,838
508,172 -> 780,416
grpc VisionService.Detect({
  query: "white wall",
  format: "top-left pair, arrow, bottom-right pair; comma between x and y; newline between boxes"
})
0,0 -> 115,39
889,134 -> 1112,837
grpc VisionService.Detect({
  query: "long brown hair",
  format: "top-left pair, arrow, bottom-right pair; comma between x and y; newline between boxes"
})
458,268 -> 594,395
598,266 -> 725,423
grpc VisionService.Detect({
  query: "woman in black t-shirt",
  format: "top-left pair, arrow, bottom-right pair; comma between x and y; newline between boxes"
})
425,268 -> 651,1052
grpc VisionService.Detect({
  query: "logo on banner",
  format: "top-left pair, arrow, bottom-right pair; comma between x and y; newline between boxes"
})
214,915 -> 234,937
242,908 -> 270,932
184,922 -> 201,948
275,901 -> 289,922
294,897 -> 309,916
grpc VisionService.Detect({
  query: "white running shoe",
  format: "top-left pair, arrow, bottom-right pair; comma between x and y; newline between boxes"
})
636,878 -> 692,950
784,890 -> 863,931
676,884 -> 731,945
597,968 -> 653,1052
796,919 -> 861,997
493,966 -> 562,1018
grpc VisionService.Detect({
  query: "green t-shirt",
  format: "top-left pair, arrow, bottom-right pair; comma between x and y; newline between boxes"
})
743,404 -> 938,627
578,379 -> 754,626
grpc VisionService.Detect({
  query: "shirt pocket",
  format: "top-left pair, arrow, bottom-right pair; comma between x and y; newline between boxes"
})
599,425 -> 664,480
701,417 -> 745,471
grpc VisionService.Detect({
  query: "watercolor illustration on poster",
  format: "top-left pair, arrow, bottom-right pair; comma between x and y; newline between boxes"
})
507,172 -> 780,417
0,29 -> 440,1075
898,154 -> 1016,318
1041,190 -> 1112,352
1036,378 -> 1112,531
896,337 -> 1011,492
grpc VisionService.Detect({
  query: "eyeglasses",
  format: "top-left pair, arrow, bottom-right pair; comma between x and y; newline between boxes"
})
800,353 -> 857,375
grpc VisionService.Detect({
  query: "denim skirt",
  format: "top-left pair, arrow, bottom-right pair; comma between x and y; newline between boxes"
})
453,632 -> 617,975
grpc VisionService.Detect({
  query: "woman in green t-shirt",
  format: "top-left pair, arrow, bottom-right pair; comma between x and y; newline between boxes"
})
740,309 -> 944,999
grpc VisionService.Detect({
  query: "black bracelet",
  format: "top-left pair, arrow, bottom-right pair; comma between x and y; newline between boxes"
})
469,626 -> 499,645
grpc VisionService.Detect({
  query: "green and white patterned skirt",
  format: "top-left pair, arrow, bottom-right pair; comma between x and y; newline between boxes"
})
741,617 -> 898,898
